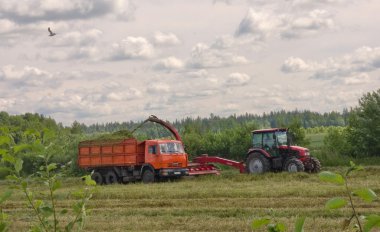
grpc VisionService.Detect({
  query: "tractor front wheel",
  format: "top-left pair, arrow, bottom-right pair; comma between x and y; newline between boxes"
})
246,153 -> 271,174
304,157 -> 321,173
283,158 -> 304,173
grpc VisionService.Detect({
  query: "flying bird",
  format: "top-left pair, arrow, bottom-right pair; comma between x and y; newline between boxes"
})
48,27 -> 56,36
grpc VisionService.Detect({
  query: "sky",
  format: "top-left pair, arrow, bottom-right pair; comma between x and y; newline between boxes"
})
0,0 -> 380,125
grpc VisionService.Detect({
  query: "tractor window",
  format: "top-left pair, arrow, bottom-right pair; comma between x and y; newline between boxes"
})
275,131 -> 287,146
263,133 -> 275,151
252,133 -> 262,148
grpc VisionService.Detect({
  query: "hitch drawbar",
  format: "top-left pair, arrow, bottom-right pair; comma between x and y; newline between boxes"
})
189,154 -> 246,175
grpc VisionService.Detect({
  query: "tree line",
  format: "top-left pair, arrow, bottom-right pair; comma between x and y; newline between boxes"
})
0,88 -> 379,177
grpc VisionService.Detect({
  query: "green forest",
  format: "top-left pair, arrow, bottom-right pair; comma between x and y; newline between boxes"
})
0,88 -> 379,178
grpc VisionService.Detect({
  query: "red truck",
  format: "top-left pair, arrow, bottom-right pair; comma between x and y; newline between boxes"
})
77,116 -> 217,184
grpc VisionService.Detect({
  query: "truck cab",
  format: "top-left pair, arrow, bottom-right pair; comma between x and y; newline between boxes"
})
143,140 -> 188,180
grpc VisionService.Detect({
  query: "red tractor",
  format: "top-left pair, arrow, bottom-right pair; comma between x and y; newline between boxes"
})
245,128 -> 321,174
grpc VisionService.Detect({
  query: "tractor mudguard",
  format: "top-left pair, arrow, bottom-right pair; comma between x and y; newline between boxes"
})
246,148 -> 271,160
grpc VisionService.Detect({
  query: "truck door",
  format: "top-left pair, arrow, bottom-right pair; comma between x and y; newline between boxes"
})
145,142 -> 161,169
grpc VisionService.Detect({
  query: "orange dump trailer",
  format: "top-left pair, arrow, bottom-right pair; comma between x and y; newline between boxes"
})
78,138 -> 189,184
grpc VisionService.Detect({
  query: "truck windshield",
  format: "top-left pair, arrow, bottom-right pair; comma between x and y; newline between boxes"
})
275,131 -> 288,146
159,142 -> 184,154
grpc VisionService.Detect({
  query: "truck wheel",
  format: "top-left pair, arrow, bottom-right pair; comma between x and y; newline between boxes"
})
91,171 -> 103,185
246,153 -> 270,174
105,170 -> 118,184
142,169 -> 155,183
283,158 -> 304,173
304,157 -> 321,173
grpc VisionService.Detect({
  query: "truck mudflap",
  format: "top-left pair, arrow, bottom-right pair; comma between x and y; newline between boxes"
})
159,168 -> 189,177
187,163 -> 220,176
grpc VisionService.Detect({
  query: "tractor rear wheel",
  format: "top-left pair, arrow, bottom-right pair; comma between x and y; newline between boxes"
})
142,169 -> 155,183
283,158 -> 304,173
105,170 -> 118,184
246,153 -> 271,174
91,171 -> 103,185
304,157 -> 321,173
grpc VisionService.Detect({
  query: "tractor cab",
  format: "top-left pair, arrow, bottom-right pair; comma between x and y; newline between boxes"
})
252,128 -> 290,157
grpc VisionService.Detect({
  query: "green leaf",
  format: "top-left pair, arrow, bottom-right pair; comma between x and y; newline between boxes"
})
251,218 -> 270,229
0,136 -> 10,146
6,174 -> 18,182
268,223 -> 286,232
21,180 -> 27,190
42,128 -> 55,142
24,129 -> 40,137
325,197 -> 347,210
47,163 -> 57,172
0,149 -> 7,156
72,190 -> 85,198
364,214 -> 380,232
295,216 -> 306,232
39,206 -> 54,217
319,171 -> 345,185
34,200 -> 43,209
14,158 -> 23,174
52,180 -> 62,192
1,153 -> 15,164
0,190 -> 12,204
60,209 -> 68,215
84,175 -> 96,186
346,161 -> 364,175
353,188 -> 378,203
13,144 -> 32,154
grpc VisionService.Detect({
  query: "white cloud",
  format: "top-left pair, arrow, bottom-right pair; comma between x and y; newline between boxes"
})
47,29 -> 103,47
235,7 -> 336,41
0,0 -> 135,23
0,65 -> 58,87
185,69 -> 209,78
0,19 -> 18,34
153,32 -> 181,46
153,56 -> 184,71
108,37 -> 154,60
225,72 -> 251,86
282,46 -> 380,83
188,43 -> 248,68
147,83 -> 170,94
281,9 -> 335,38
281,57 -> 314,73
235,8 -> 279,41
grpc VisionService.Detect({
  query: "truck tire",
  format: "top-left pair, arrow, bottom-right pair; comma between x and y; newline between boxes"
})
246,153 -> 271,174
142,169 -> 155,183
304,157 -> 321,173
283,158 -> 304,173
105,170 -> 118,184
91,171 -> 103,185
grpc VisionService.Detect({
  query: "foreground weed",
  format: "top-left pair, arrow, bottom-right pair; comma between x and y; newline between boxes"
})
0,190 -> 12,232
319,161 -> 380,232
0,129 -> 96,232
251,209 -> 305,232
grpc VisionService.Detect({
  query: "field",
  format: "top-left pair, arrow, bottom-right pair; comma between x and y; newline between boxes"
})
1,167 -> 380,231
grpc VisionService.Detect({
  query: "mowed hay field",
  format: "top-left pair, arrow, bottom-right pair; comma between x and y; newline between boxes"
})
2,167 -> 380,232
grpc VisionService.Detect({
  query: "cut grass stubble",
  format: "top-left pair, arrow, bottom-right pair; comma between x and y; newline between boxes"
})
1,167 -> 380,231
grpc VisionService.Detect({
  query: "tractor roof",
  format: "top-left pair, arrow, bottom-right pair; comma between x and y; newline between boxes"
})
252,128 -> 288,133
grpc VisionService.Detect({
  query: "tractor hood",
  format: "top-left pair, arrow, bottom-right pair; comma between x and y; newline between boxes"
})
279,145 -> 310,157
